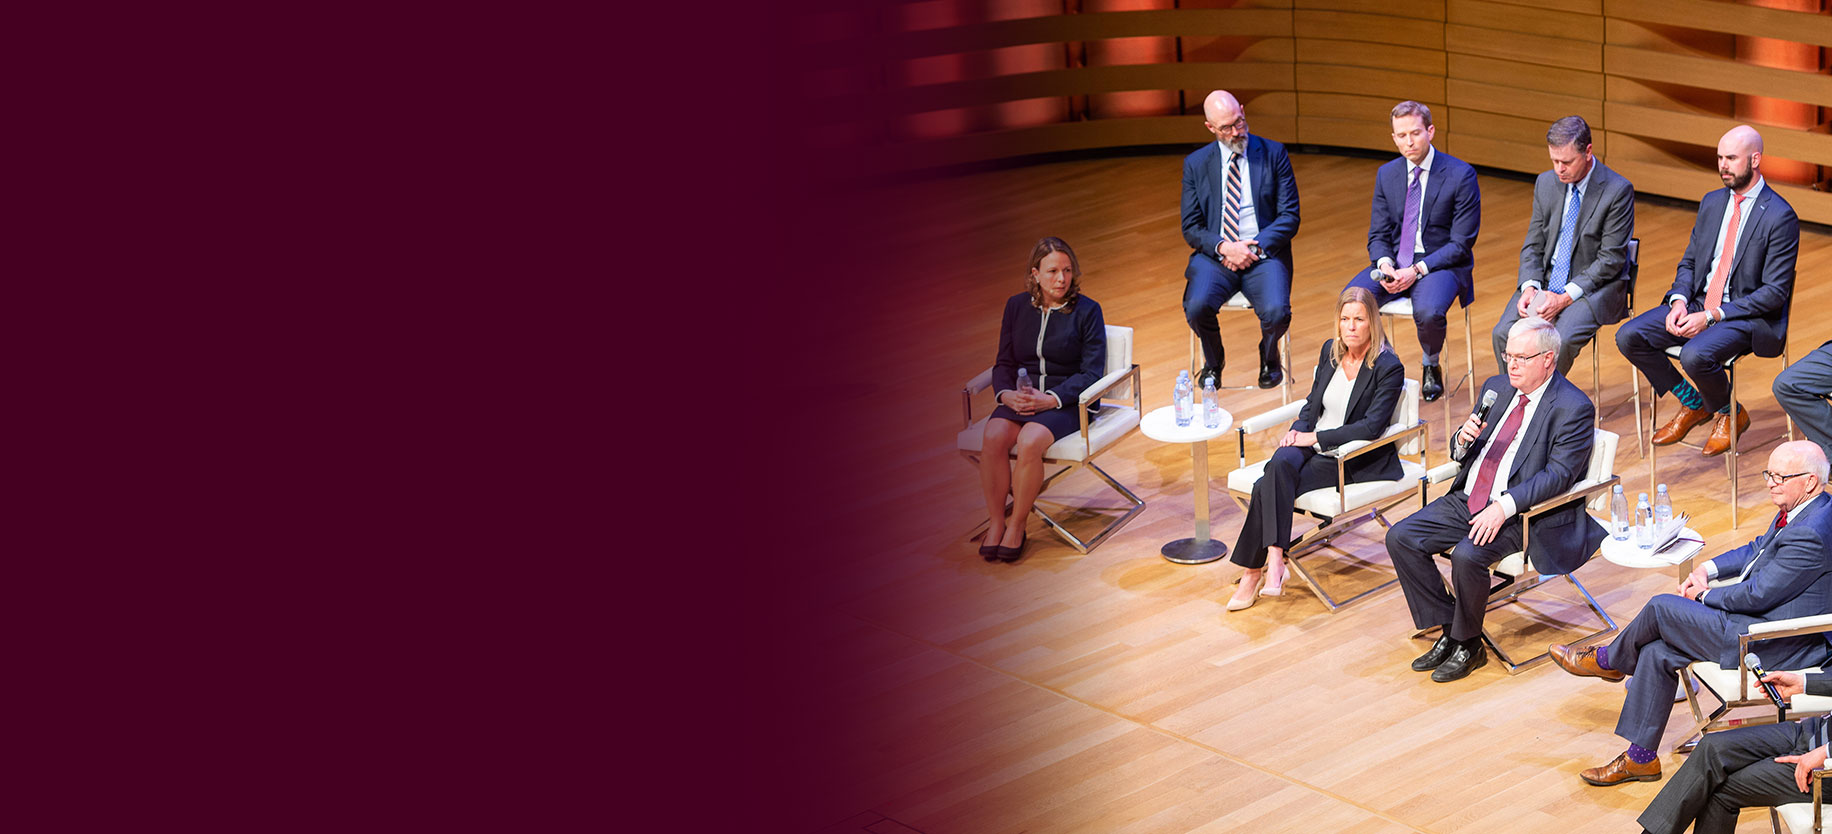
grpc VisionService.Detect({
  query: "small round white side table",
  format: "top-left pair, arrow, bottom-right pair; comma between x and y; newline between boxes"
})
1140,405 -> 1234,564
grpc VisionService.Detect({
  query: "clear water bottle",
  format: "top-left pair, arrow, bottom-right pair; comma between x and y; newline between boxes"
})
1174,370 -> 1192,427
1635,492 -> 1654,549
1654,483 -> 1672,530
1202,378 -> 1220,428
1610,484 -> 1630,541
1017,368 -> 1034,393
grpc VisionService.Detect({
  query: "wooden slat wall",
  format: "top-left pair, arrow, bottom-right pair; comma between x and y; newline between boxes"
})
813,1 -> 1831,222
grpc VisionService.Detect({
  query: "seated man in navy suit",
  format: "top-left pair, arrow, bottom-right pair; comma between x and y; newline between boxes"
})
1618,125 -> 1799,456
1553,440 -> 1832,786
1638,669 -> 1832,833
1344,100 -> 1481,402
1180,89 -> 1301,390
1389,317 -> 1603,682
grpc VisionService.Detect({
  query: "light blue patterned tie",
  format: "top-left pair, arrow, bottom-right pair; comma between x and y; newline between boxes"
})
1546,185 -> 1581,293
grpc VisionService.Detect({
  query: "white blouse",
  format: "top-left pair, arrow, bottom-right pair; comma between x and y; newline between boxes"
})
1313,365 -> 1354,442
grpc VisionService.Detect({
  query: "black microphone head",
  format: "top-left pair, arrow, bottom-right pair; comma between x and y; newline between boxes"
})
1745,652 -> 1763,670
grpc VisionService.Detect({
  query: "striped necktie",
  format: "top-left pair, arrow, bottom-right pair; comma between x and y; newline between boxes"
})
1221,154 -> 1242,243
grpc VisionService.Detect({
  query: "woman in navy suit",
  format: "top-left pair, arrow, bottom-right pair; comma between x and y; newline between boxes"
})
979,237 -> 1108,563
1229,286 -> 1407,610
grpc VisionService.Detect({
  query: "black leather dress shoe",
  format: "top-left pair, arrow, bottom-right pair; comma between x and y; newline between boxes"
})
1411,635 -> 1456,671
1196,366 -> 1220,389
1421,364 -> 1444,402
1258,364 -> 1282,389
1431,641 -> 1488,682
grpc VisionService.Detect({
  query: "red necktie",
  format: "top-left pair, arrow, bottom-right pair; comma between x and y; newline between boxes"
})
1468,394 -> 1530,514
1702,193 -> 1744,309
1777,510 -> 1788,530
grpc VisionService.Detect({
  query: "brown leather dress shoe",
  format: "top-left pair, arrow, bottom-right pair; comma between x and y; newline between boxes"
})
1549,643 -> 1626,682
1581,752 -> 1661,786
1701,405 -> 1751,457
1652,403 -> 1713,446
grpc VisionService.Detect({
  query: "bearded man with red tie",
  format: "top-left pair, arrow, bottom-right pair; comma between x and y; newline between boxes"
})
1552,440 -> 1832,787
1388,317 -> 1604,683
1618,125 -> 1799,456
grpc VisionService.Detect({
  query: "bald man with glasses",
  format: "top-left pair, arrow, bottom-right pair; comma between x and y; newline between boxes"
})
1552,440 -> 1832,787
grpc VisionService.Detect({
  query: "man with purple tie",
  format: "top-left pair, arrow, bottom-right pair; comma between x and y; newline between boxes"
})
1344,101 -> 1481,402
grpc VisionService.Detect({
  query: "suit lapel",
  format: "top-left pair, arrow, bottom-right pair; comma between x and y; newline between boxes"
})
1342,355 -> 1375,418
1210,144 -> 1226,224
1693,191 -> 1728,294
1506,382 -> 1556,483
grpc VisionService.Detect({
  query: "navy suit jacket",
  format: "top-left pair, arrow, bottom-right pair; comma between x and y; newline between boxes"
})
1291,341 -> 1407,483
992,293 -> 1107,409
1367,149 -> 1481,307
1702,491 -> 1832,669
1517,160 -> 1636,324
1666,182 -> 1799,356
1450,372 -> 1604,575
1181,135 -> 1300,270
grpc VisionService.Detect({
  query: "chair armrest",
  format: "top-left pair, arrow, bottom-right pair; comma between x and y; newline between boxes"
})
1332,421 -> 1427,463
1238,400 -> 1306,435
1521,476 -> 1621,521
1732,615 -> 1832,700
962,367 -> 994,428
1425,461 -> 1462,485
1079,364 -> 1137,405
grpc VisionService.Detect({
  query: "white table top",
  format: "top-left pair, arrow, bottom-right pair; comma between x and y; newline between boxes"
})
1601,526 -> 1705,568
1141,405 -> 1233,444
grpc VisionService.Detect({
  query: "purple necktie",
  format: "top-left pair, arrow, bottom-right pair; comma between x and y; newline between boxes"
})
1396,166 -> 1422,269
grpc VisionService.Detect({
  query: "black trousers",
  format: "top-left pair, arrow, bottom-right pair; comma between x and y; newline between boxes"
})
1638,719 -> 1817,834
1386,493 -> 1524,642
1230,445 -> 1345,569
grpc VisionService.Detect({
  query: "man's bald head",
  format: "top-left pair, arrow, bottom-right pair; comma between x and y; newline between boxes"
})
1717,125 -> 1764,192
1202,90 -> 1248,153
1775,440 -> 1828,483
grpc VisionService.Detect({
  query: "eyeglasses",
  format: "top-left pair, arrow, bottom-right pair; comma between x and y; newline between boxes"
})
1215,117 -> 1247,133
1762,470 -> 1813,486
1502,350 -> 1552,366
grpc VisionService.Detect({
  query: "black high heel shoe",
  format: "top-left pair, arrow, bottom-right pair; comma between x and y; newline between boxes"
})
995,531 -> 1027,563
979,534 -> 1002,561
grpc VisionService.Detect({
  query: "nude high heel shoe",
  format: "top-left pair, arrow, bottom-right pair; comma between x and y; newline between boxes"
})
1227,571 -> 1264,612
1262,557 -> 1288,596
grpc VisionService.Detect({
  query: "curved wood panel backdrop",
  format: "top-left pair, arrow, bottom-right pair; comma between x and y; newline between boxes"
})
800,0 -> 1832,222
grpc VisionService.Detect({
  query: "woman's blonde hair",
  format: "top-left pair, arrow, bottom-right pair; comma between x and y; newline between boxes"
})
1331,286 -> 1389,369
1025,236 -> 1082,311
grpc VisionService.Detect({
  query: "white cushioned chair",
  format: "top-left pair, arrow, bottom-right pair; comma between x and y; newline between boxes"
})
1379,296 -> 1475,452
1416,428 -> 1622,673
1677,608 -> 1832,749
1224,377 -> 1429,611
957,324 -> 1144,554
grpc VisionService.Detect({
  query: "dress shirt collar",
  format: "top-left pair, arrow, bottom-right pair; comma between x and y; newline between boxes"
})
1731,176 -> 1766,206
1784,491 -> 1824,526
1516,375 -> 1554,408
1219,139 -> 1248,165
1405,146 -> 1436,178
1569,157 -> 1595,201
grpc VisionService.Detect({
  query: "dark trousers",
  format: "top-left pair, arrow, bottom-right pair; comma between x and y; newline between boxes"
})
1615,305 -> 1758,414
1184,251 -> 1291,372
1387,493 -> 1524,642
1774,342 -> 1832,455
1606,594 -> 1742,750
1344,268 -> 1461,360
1490,290 -> 1604,377
1231,445 -> 1343,569
1638,719 -> 1816,834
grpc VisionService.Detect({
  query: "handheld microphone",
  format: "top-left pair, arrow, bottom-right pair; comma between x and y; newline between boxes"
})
1452,389 -> 1499,462
1744,652 -> 1790,710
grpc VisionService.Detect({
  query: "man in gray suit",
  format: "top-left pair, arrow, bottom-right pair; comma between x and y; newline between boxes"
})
1552,440 -> 1832,786
1638,669 -> 1831,833
1491,115 -> 1635,376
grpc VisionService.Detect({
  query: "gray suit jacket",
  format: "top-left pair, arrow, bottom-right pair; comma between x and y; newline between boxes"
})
1517,159 -> 1635,324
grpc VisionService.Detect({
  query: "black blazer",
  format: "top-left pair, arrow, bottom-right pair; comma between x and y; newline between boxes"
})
1452,372 -> 1606,575
1667,183 -> 1798,356
991,293 -> 1107,408
1291,341 -> 1407,483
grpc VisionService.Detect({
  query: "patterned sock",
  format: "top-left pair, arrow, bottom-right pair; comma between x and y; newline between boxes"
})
1625,743 -> 1658,764
1672,381 -> 1703,411
1594,646 -> 1611,670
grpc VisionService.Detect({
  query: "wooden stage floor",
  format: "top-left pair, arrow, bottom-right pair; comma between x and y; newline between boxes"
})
797,150 -> 1832,833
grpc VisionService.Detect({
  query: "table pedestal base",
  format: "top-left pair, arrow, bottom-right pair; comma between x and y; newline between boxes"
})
1161,538 -> 1228,564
